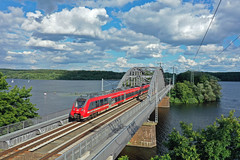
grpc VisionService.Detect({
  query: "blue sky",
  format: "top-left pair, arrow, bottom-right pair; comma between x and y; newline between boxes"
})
0,0 -> 240,73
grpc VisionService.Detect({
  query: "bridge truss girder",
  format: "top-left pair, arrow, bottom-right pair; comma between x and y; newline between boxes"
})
117,67 -> 166,98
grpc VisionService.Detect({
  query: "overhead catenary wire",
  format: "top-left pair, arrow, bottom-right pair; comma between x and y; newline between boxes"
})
201,34 -> 240,70
190,0 -> 222,79
217,34 -> 240,56
193,0 -> 222,60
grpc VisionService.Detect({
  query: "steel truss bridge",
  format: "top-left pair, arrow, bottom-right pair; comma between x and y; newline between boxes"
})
57,67 -> 171,160
0,67 -> 172,160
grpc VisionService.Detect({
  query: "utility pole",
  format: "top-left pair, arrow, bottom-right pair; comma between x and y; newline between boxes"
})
101,78 -> 104,91
190,70 -> 194,84
172,66 -> 175,86
157,62 -> 162,68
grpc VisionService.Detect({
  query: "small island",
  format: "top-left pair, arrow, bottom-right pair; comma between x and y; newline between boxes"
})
170,71 -> 222,104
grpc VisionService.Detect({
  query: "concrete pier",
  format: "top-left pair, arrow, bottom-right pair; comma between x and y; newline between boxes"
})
127,121 -> 157,148
158,96 -> 170,108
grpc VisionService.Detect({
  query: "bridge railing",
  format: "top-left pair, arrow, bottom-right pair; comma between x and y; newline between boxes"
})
56,85 -> 171,160
0,109 -> 70,136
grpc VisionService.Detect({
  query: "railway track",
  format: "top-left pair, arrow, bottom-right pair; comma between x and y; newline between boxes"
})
0,95 -> 146,160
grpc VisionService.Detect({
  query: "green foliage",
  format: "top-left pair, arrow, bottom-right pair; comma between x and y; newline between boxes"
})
207,72 -> 240,81
0,72 -> 38,127
176,71 -> 219,84
157,111 -> 240,160
151,154 -> 171,160
118,155 -> 129,160
0,69 -> 125,80
170,72 -> 222,104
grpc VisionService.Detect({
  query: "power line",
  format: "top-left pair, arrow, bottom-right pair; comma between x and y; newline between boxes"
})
193,0 -> 222,60
217,34 -> 240,56
201,34 -> 240,70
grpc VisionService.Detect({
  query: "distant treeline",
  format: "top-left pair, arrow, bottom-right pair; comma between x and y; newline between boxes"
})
207,72 -> 240,81
1,69 -> 239,81
175,71 -> 240,82
0,69 -> 125,80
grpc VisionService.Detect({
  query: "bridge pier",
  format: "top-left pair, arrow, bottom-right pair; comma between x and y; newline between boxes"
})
158,96 -> 170,108
127,121 -> 157,148
127,96 -> 170,148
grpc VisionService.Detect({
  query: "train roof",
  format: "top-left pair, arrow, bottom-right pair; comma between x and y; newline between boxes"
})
76,84 -> 149,100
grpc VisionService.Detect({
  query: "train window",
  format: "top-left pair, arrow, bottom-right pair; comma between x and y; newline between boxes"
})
104,98 -> 108,105
89,102 -> 94,110
76,98 -> 86,108
100,99 -> 103,106
95,101 -> 99,107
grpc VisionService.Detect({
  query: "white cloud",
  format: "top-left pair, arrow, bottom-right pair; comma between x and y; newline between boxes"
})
8,50 -> 35,55
119,1 -> 210,45
4,56 -> 15,61
52,56 -> 69,63
26,37 -> 71,51
118,0 -> 240,46
0,7 -> 24,30
77,0 -> 135,8
178,55 -> 197,66
116,57 -> 128,67
22,7 -> 109,39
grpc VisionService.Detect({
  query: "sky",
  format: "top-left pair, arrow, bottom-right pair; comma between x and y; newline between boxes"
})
0,0 -> 240,73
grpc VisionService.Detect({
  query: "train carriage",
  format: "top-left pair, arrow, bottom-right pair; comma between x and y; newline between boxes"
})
69,84 -> 150,121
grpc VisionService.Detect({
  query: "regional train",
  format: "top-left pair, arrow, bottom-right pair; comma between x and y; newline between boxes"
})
69,84 -> 150,121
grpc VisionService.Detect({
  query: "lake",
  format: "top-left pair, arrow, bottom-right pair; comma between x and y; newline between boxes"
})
119,81 -> 240,159
6,79 -> 119,116
6,80 -> 240,159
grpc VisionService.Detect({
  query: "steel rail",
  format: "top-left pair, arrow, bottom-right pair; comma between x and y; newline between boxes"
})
39,99 -> 143,160
0,94 -> 146,160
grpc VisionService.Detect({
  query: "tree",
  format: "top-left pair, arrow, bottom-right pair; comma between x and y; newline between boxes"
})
170,82 -> 198,104
170,76 -> 221,104
0,72 -> 38,127
154,111 -> 240,160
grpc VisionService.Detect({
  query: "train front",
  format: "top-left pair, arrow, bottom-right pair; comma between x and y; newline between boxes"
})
69,97 -> 87,121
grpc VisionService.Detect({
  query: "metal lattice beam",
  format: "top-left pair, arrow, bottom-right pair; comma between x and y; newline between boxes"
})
117,67 -> 164,90
117,67 -> 166,98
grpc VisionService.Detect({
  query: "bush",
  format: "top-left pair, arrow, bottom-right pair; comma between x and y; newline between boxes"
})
188,98 -> 198,104
154,111 -> 240,160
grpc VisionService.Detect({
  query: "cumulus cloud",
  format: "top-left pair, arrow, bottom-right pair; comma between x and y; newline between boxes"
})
22,7 -> 109,39
178,55 -> 197,66
118,0 -> 240,46
102,57 -> 144,71
1,1 -> 239,72
26,37 -> 71,51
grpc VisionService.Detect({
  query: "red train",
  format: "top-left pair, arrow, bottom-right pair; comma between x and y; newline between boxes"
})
69,84 -> 150,121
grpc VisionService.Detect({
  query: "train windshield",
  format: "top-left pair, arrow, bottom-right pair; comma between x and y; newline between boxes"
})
75,98 -> 86,108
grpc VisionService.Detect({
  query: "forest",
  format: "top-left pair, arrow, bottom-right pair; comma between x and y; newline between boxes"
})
0,69 -> 125,80
1,69 -> 239,81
